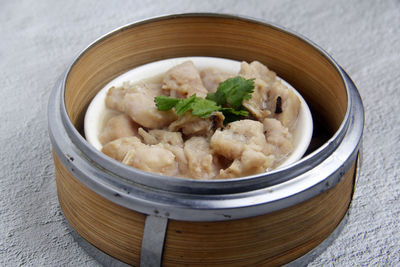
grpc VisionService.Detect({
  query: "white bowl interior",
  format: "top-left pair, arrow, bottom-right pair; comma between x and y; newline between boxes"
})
84,57 -> 313,170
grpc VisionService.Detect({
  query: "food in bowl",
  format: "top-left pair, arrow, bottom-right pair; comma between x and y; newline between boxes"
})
84,57 -> 312,179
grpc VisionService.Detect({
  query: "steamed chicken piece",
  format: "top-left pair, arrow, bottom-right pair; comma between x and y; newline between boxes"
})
239,61 -> 276,84
138,128 -> 222,178
162,61 -> 209,98
239,61 -> 300,129
122,143 -> 178,176
267,80 -> 301,130
138,128 -> 184,146
102,136 -> 179,176
168,112 -> 224,136
105,83 -> 177,129
238,61 -> 277,120
99,113 -> 140,145
104,85 -> 126,111
102,136 -> 142,162
184,136 -> 220,179
200,67 -> 233,93
210,119 -> 275,178
138,128 -> 188,175
168,113 -> 211,136
263,118 -> 293,162
218,149 -> 275,179
241,78 -> 272,120
211,119 -> 270,159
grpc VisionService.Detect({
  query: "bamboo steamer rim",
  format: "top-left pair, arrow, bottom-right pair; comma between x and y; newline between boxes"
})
62,13 -> 351,190
48,13 -> 364,222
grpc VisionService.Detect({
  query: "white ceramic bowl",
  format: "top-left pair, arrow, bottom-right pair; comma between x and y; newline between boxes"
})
84,57 -> 313,170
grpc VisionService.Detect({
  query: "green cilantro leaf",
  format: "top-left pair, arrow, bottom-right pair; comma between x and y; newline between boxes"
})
174,94 -> 197,115
206,76 -> 254,109
154,95 -> 180,110
205,88 -> 226,106
154,76 -> 255,124
220,107 -> 249,124
221,107 -> 249,117
154,94 -> 221,117
191,98 -> 221,118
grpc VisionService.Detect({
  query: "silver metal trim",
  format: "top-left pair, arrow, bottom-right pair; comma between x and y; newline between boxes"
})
285,148 -> 362,266
140,216 -> 168,267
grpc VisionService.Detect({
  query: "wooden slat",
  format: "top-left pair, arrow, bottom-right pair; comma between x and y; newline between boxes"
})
54,153 -> 145,266
163,165 -> 354,266
54,151 -> 355,266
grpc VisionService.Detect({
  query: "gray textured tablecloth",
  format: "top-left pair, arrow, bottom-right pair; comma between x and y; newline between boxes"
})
1,0 -> 399,266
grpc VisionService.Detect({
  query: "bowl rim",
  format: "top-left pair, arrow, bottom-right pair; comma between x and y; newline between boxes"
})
83,56 -> 314,171
48,13 -> 364,221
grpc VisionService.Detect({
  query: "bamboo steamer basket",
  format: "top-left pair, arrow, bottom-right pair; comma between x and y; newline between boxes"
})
48,14 -> 364,266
